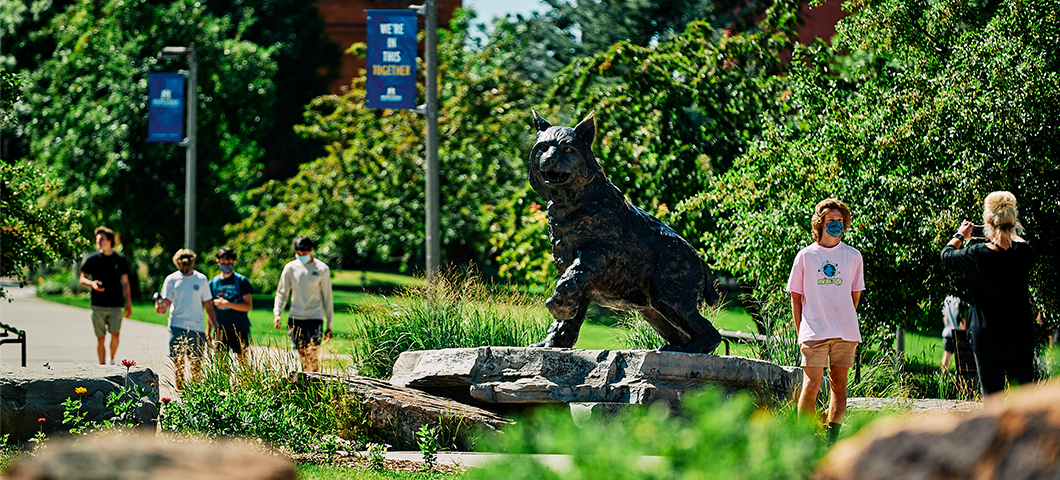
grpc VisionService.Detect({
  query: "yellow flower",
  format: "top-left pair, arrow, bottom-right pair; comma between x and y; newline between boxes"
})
75,386 -> 87,394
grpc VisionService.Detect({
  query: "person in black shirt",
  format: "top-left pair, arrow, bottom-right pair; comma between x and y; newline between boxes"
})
78,226 -> 132,365
941,191 -> 1038,396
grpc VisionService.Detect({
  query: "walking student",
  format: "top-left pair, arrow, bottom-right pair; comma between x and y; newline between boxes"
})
273,236 -> 334,372
209,247 -> 254,366
786,198 -> 865,443
79,226 -> 133,365
156,249 -> 217,390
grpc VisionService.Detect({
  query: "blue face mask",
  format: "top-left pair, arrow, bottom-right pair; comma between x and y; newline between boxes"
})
297,254 -> 312,264
825,220 -> 845,238
218,264 -> 235,275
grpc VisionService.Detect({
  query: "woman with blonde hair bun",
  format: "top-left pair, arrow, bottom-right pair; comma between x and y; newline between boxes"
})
941,191 -> 1037,396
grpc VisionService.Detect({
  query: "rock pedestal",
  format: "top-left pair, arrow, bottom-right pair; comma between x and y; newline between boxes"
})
815,381 -> 1060,480
0,364 -> 159,442
389,347 -> 802,408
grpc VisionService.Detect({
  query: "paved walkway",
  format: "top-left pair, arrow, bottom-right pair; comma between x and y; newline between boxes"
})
0,280 -> 316,400
1,280 -> 180,398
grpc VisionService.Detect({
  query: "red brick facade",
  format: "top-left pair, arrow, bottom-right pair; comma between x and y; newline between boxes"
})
316,0 -> 462,93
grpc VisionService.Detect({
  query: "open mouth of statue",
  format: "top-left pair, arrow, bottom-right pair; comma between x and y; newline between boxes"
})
543,171 -> 572,184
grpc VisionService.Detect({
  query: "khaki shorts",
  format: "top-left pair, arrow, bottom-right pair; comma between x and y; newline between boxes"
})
800,338 -> 858,368
91,306 -> 124,337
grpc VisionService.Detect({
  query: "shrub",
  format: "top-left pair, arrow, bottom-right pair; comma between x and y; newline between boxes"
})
469,387 -> 829,480
350,267 -> 550,378
160,351 -> 365,453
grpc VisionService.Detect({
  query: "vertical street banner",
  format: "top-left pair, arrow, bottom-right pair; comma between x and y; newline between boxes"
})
146,73 -> 185,142
366,10 -> 418,110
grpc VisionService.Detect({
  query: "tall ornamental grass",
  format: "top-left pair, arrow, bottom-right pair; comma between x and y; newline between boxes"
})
351,267 -> 551,378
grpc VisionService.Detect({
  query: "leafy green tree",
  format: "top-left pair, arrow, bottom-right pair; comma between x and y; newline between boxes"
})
0,161 -> 88,299
12,0 -> 277,294
1,60 -> 86,300
698,0 -> 1060,339
490,2 -> 801,284
479,0 -> 775,85
225,10 -> 543,286
201,0 -> 342,180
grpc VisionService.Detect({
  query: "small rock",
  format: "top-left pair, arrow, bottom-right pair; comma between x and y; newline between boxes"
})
816,381 -> 1060,480
5,434 -> 296,480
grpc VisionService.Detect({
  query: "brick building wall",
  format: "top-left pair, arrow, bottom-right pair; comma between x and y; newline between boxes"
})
316,0 -> 462,94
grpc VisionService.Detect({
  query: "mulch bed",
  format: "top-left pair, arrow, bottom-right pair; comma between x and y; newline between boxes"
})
289,452 -> 467,475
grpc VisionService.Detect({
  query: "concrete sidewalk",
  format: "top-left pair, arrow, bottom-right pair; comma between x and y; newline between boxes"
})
0,280 -> 178,398
0,280 -> 318,399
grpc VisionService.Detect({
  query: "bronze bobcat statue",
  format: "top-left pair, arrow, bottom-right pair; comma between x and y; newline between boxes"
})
528,110 -> 723,354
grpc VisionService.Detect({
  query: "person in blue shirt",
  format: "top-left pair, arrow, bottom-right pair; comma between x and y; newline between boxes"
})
209,247 -> 254,367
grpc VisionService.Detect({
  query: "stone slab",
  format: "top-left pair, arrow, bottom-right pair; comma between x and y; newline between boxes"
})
390,347 -> 802,407
293,372 -> 512,450
1,364 -> 159,442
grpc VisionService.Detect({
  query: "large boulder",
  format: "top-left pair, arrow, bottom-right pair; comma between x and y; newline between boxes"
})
1,364 -> 159,443
389,347 -> 802,408
293,372 -> 512,449
5,434 -> 295,480
815,381 -> 1060,480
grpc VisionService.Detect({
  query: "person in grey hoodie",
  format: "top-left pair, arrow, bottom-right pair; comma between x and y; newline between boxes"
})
273,236 -> 334,372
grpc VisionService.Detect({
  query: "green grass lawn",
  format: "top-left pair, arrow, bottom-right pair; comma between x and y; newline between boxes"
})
37,269 -> 947,371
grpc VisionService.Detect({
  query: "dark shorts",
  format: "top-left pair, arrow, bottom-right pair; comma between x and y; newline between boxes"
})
943,335 -> 956,354
169,327 -> 207,358
288,318 -> 323,350
217,322 -> 251,355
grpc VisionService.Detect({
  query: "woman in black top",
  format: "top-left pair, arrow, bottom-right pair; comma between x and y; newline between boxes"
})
940,191 -> 1037,396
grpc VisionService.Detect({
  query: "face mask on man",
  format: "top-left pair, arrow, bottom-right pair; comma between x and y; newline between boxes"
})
218,264 -> 235,275
297,254 -> 312,264
825,220 -> 845,238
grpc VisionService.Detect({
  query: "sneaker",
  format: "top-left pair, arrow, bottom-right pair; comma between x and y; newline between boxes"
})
108,358 -> 116,365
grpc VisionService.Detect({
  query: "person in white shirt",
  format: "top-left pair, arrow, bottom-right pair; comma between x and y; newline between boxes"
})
786,198 -> 865,443
940,294 -> 966,371
155,249 -> 218,390
273,236 -> 334,372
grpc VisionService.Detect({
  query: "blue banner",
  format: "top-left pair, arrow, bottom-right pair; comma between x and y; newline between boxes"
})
366,10 -> 418,110
147,73 -> 185,142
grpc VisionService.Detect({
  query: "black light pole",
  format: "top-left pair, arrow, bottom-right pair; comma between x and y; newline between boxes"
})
158,46 -> 198,251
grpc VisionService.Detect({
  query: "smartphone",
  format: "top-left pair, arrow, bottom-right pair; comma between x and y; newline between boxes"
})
971,225 -> 986,238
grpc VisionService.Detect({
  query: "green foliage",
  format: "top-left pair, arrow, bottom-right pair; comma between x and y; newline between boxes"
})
160,353 -> 365,453
60,394 -> 87,436
698,0 -> 1060,334
350,267 -> 550,378
0,161 -> 88,300
201,0 -> 342,180
489,2 -> 801,283
366,442 -> 390,470
469,388 -> 827,480
228,10 -> 540,281
13,0 -> 277,268
415,424 -> 440,469
1,68 -> 23,126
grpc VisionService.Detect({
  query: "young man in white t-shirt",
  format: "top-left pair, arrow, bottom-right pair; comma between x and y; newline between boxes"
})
786,198 -> 865,443
155,249 -> 218,390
